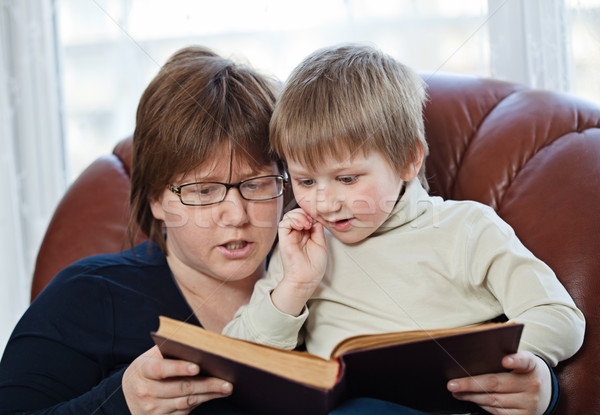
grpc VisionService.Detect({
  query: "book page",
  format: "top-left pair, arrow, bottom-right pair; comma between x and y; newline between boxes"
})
330,322 -> 512,358
155,316 -> 340,389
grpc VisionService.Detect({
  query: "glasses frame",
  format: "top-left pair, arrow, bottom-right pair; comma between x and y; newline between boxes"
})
167,174 -> 287,206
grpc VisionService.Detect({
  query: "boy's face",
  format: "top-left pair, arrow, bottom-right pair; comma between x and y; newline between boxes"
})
287,150 -> 414,244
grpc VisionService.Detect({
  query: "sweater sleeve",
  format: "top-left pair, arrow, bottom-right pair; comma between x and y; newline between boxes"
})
467,207 -> 585,366
0,267 -> 130,414
0,354 -> 128,415
222,246 -> 308,349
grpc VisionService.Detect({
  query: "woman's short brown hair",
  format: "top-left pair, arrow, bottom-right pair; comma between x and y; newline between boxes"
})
128,46 -> 278,251
270,44 -> 429,188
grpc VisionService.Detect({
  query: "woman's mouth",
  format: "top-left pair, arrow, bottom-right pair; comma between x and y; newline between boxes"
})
218,240 -> 253,259
224,240 -> 248,250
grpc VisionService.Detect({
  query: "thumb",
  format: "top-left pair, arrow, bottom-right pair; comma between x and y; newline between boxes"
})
502,351 -> 538,374
142,345 -> 163,358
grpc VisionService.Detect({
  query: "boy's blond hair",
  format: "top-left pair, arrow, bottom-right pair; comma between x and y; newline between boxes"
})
270,44 -> 429,189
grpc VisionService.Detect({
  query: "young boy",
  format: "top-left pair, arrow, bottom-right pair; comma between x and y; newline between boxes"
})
223,44 -> 584,414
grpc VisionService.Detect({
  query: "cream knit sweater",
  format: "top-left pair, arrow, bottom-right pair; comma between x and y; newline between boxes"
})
224,179 -> 585,365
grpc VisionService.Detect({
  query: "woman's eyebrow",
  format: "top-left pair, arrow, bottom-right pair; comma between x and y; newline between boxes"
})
178,174 -> 215,183
185,168 -> 274,183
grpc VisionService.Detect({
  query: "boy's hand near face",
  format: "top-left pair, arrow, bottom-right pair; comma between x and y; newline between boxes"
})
271,208 -> 327,316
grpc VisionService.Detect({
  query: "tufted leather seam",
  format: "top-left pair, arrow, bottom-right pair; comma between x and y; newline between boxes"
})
497,126 -> 600,211
450,87 -> 526,201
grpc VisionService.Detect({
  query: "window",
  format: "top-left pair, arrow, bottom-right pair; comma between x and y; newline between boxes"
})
57,0 -> 599,183
567,0 -> 600,103
57,0 -> 490,182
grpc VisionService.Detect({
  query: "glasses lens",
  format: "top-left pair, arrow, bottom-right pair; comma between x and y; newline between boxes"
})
180,183 -> 226,205
240,176 -> 282,200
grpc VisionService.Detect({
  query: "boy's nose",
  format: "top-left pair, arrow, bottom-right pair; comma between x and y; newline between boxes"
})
315,187 -> 343,215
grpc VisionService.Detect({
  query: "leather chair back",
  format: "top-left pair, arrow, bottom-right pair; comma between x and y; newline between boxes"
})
32,73 -> 600,415
423,73 -> 600,415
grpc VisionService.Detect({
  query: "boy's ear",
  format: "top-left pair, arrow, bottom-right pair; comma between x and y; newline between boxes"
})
400,143 -> 425,182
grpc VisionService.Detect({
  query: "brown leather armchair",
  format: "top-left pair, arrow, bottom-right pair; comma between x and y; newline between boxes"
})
31,73 -> 600,415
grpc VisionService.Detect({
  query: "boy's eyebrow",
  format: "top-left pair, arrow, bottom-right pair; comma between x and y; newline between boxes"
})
287,166 -> 310,176
288,163 -> 365,177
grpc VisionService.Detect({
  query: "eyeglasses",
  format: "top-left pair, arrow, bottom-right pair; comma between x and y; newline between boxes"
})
167,174 -> 287,206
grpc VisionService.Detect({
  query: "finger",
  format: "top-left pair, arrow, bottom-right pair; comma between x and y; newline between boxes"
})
140,345 -> 163,358
281,211 -> 312,231
170,394 -> 223,413
448,372 -> 518,394
310,222 -> 326,247
451,390 -> 525,412
141,356 -> 200,381
502,351 -> 537,374
152,376 -> 233,399
288,208 -> 313,223
169,383 -> 233,412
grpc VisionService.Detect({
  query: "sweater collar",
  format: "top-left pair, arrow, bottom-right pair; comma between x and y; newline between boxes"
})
372,178 -> 431,236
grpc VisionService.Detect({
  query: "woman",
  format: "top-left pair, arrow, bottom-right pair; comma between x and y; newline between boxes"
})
0,46 -> 558,415
0,45 -> 283,414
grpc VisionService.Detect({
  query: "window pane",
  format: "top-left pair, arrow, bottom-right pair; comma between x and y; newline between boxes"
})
57,0 -> 489,182
566,0 -> 600,104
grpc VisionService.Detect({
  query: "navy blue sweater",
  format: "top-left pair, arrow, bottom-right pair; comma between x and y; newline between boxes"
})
0,242 -> 232,414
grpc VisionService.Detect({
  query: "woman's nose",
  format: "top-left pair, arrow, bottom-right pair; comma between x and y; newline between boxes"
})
217,188 -> 249,227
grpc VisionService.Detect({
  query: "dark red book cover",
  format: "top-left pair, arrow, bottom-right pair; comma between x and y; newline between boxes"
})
152,322 -> 523,414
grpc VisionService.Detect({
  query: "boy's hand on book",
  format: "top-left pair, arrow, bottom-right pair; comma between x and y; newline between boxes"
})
447,351 -> 551,415
273,208 -> 327,316
122,346 -> 233,415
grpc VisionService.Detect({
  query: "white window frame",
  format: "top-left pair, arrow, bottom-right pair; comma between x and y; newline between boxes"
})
488,0 -> 572,91
0,0 -> 65,352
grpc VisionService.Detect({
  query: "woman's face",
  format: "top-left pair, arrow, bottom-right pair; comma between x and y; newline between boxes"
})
150,153 -> 283,285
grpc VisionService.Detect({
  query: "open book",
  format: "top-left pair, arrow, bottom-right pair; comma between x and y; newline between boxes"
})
152,316 -> 523,415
